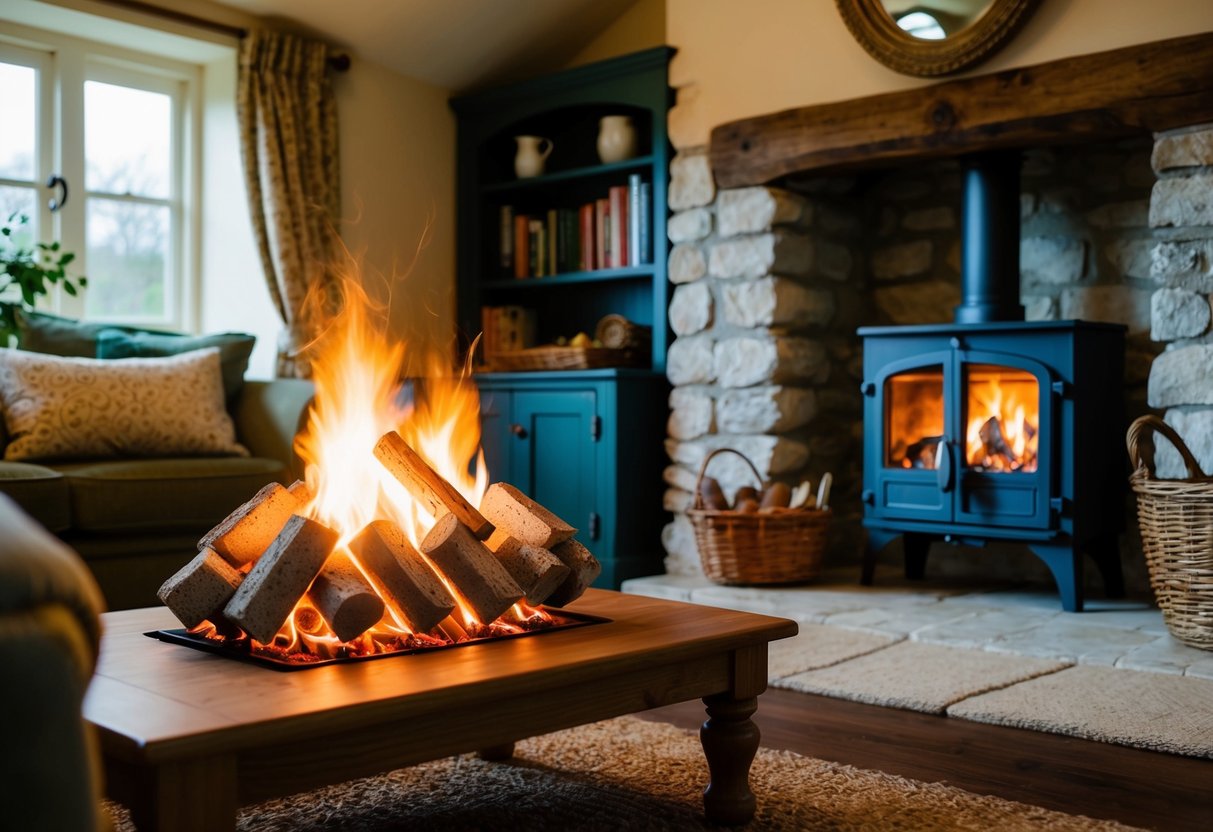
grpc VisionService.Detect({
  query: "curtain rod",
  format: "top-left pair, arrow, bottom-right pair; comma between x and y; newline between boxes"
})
104,0 -> 351,71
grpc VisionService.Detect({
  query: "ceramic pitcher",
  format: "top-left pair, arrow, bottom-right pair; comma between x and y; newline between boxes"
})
597,115 -> 637,163
514,135 -> 553,178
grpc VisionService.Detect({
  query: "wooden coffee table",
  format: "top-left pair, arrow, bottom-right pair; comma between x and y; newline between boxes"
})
86,589 -> 797,830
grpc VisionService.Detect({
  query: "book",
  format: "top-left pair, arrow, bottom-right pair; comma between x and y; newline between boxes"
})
579,203 -> 596,271
636,182 -> 651,265
608,185 -> 628,268
547,209 -> 558,277
499,205 -> 514,272
513,214 -> 529,279
595,198 -> 609,271
528,219 -> 545,277
627,175 -> 642,267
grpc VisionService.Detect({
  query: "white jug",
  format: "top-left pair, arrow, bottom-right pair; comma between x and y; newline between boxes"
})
514,135 -> 554,178
597,115 -> 637,164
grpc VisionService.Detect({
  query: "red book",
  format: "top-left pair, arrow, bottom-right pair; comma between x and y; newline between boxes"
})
579,203 -> 595,270
595,198 -> 609,272
513,215 -> 529,279
608,185 -> 629,268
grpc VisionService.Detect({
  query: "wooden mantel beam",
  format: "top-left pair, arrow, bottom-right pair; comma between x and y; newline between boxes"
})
710,32 -> 1213,188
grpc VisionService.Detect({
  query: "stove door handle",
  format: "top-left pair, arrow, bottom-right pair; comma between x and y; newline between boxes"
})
936,441 -> 955,493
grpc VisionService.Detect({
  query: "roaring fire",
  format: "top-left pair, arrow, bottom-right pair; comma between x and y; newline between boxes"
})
193,275 -> 550,661
964,366 -> 1039,473
885,364 -> 1039,473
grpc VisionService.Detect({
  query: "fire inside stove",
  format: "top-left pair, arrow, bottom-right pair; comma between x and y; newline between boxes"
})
156,277 -> 602,668
885,364 -> 1039,473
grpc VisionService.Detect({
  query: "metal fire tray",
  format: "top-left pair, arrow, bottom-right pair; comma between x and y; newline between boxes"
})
146,608 -> 611,671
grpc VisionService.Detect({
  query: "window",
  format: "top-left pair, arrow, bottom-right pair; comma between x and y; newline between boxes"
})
0,27 -> 197,328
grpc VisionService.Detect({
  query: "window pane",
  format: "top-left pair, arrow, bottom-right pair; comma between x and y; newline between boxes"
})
0,63 -> 37,181
85,197 -> 169,318
0,186 -> 38,256
85,81 -> 171,198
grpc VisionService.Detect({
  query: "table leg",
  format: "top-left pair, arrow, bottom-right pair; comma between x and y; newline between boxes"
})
124,756 -> 237,832
700,693 -> 759,826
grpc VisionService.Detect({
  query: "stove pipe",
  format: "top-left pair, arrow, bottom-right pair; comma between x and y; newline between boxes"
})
954,152 -> 1024,324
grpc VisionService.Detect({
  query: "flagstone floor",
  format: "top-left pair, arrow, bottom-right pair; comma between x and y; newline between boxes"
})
621,567 -> 1213,679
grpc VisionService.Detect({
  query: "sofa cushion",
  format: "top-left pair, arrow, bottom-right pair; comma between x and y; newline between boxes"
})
0,347 -> 247,461
95,329 -> 256,401
13,308 -> 169,357
0,461 -> 71,533
56,457 -> 287,533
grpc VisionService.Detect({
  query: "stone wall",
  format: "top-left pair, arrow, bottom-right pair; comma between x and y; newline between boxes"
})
661,150 -> 865,576
1145,124 -> 1213,478
662,133 -> 1204,593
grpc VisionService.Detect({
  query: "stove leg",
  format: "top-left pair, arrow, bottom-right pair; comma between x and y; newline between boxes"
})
1028,542 -> 1083,612
860,528 -> 899,585
904,533 -> 932,580
701,693 -> 759,826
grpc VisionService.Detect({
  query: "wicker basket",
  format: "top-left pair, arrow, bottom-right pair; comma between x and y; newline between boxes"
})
487,346 -> 646,372
1126,415 -> 1213,650
687,448 -> 831,586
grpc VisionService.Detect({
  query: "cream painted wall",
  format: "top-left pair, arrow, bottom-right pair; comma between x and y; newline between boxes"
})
667,0 -> 1213,149
565,0 -> 666,69
333,61 -> 456,356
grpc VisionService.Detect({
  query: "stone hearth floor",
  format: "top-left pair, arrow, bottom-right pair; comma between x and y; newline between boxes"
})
621,567 -> 1213,679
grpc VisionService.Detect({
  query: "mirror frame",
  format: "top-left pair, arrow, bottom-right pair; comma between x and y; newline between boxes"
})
835,0 -> 1042,77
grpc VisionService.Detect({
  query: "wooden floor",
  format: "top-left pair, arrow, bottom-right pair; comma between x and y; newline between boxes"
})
640,687 -> 1212,832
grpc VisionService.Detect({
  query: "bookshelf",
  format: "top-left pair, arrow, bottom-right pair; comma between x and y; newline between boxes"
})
450,47 -> 674,588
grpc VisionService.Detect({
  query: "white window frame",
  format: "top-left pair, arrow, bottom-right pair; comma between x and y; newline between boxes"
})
0,40 -> 54,263
0,23 -> 201,330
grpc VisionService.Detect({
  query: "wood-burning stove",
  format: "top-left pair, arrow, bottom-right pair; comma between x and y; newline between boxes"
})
858,153 -> 1126,611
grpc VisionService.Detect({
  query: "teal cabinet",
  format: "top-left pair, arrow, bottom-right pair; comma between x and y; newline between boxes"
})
476,371 -> 666,588
453,49 -> 674,589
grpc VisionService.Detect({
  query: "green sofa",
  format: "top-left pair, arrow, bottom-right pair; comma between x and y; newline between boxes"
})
0,378 -> 314,611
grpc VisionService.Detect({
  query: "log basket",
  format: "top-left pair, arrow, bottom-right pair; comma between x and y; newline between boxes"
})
1126,415 -> 1213,650
688,448 -> 831,586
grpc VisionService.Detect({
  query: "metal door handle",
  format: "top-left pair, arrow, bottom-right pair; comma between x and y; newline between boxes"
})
936,441 -> 955,493
510,423 -> 528,439
46,175 -> 68,212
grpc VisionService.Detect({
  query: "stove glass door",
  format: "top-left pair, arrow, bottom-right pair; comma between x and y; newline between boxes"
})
956,354 -> 1053,530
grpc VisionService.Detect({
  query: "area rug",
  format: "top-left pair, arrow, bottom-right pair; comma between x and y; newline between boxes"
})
767,622 -> 902,678
773,641 -> 1070,714
106,715 -> 1141,831
947,664 -> 1213,759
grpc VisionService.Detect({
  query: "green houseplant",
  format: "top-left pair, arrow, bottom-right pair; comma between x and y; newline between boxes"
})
0,212 -> 87,344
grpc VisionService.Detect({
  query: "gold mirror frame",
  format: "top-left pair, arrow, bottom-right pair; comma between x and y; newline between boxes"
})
835,0 -> 1042,77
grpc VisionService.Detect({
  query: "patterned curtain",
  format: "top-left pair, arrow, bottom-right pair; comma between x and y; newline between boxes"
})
237,29 -> 341,378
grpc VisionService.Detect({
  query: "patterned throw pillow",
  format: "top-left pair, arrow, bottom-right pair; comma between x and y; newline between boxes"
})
94,329 -> 256,401
0,347 -> 248,461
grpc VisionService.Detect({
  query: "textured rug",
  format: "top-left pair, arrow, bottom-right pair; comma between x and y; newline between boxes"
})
947,664 -> 1213,759
767,621 -> 902,677
106,715 -> 1141,831
773,641 -> 1070,714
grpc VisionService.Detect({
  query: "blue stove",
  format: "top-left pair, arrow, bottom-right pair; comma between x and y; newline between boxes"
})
858,153 -> 1127,611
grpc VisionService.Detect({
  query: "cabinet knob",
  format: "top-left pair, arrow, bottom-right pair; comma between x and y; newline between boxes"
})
510,423 -> 528,439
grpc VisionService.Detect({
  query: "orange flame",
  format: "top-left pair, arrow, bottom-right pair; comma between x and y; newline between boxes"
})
245,272 -> 530,657
964,366 -> 1039,473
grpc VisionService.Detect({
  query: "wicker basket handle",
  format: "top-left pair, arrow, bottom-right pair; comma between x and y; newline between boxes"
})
1126,414 -> 1208,480
692,448 -> 764,510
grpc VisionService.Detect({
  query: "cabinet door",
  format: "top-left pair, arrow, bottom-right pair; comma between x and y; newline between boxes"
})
512,390 -> 597,545
477,389 -> 513,488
